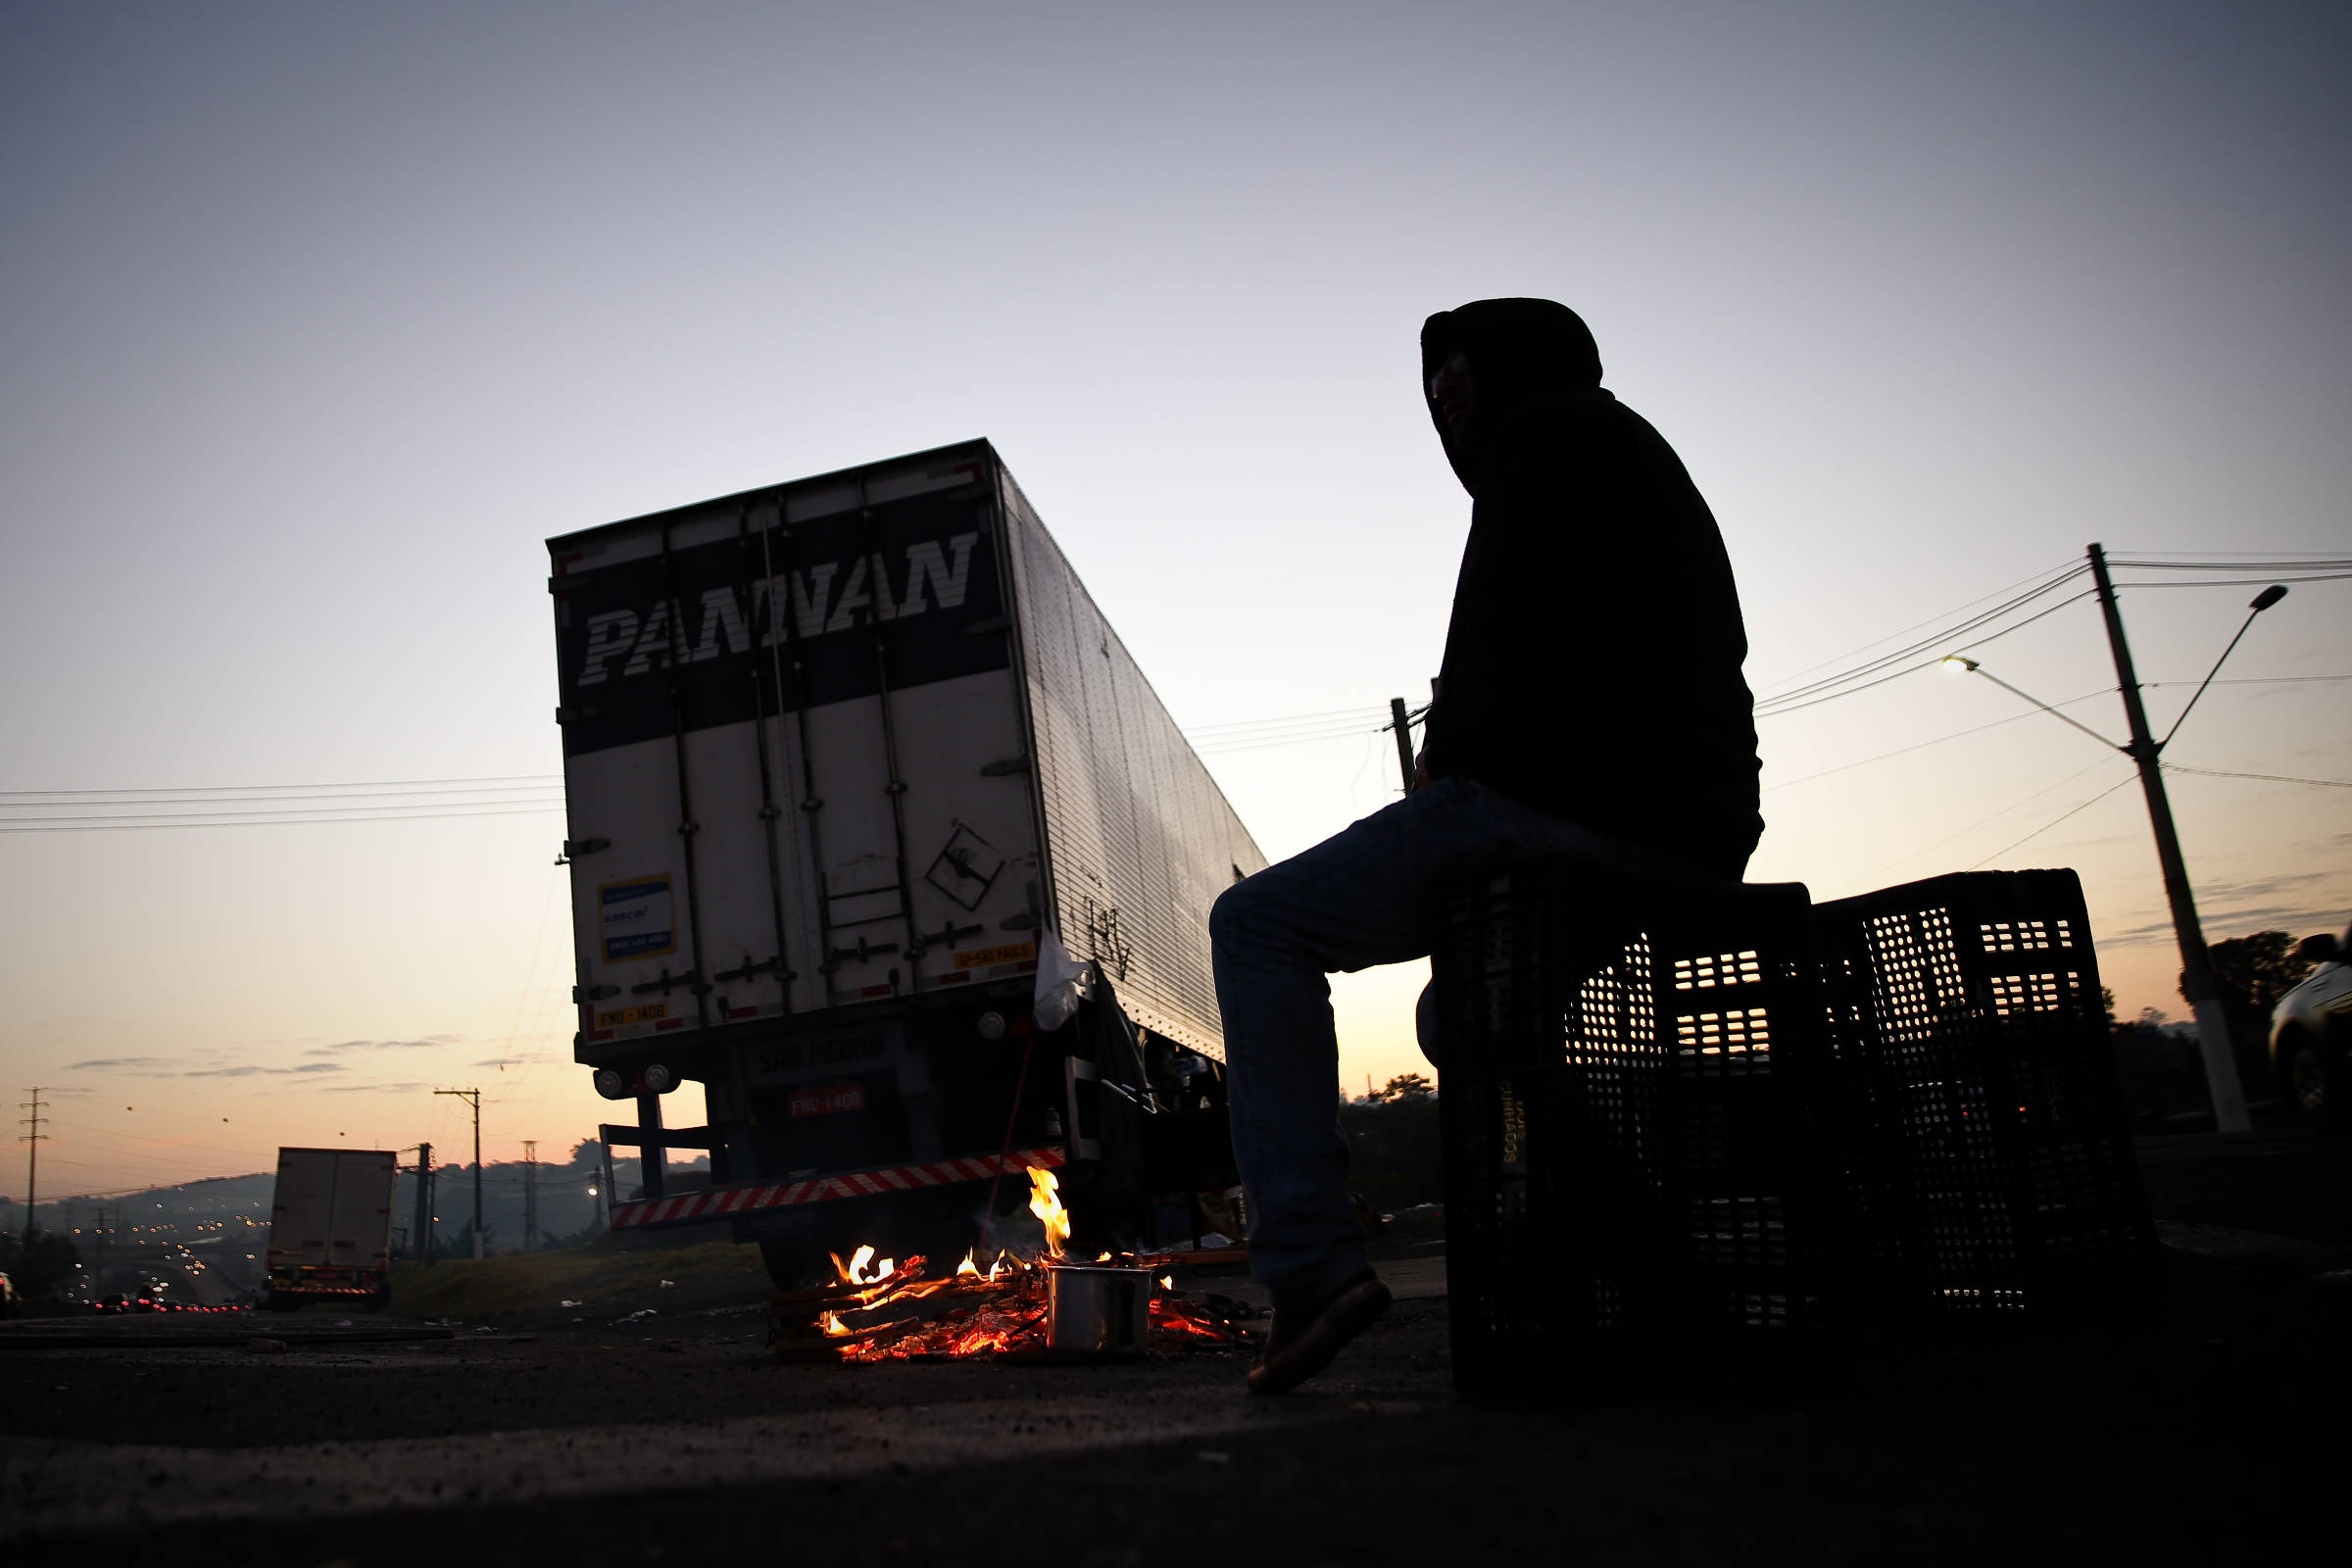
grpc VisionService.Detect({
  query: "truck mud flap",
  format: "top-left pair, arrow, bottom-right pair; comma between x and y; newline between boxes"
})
610,1145 -> 1065,1230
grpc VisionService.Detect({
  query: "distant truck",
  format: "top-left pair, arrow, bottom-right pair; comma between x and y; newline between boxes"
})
266,1148 -> 397,1311
548,441 -> 1267,1284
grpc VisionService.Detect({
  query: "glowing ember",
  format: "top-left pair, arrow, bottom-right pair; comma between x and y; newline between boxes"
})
763,1164 -> 1257,1362
771,1241 -> 1260,1362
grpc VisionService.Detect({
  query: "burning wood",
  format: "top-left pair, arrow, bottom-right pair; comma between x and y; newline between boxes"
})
767,1168 -> 1260,1362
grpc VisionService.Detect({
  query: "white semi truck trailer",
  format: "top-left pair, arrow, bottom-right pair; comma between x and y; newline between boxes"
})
549,441 -> 1266,1284
266,1147 -> 398,1310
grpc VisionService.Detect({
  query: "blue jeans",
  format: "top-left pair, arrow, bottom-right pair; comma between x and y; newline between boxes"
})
1208,776 -> 1685,1314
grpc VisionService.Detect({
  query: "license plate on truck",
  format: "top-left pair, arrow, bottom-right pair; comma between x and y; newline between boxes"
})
789,1083 -> 867,1117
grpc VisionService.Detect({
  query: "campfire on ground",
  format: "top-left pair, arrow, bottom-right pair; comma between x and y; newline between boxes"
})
768,1169 -> 1257,1361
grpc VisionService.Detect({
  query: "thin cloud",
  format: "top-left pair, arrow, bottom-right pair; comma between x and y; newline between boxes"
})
63,1056 -> 177,1071
185,1062 -> 354,1078
323,1082 -> 434,1095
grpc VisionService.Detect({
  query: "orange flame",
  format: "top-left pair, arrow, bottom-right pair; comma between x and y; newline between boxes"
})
1027,1167 -> 1070,1259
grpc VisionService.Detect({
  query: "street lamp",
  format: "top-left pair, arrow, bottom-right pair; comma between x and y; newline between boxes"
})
1944,554 -> 2291,1135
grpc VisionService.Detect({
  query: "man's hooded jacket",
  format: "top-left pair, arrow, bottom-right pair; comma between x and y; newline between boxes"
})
1418,298 -> 1762,875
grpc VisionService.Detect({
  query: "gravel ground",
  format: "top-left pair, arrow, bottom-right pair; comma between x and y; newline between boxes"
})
4,1135 -> 2345,1562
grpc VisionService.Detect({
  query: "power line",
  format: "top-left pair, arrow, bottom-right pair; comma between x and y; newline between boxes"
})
2113,571 -> 2352,588
0,804 -> 564,833
1756,589 -> 2103,719
2144,674 -> 2352,688
1966,775 -> 2139,870
1754,573 -> 2090,711
1750,558 -> 2084,695
0,772 -> 561,800
1831,757 -> 2126,895
2163,763 -> 2352,790
1181,706 -> 1385,738
1754,555 -> 2349,722
1761,693 -> 2106,792
2104,555 -> 2352,570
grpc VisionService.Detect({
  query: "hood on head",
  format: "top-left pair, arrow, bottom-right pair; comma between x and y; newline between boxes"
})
1420,298 -> 1604,491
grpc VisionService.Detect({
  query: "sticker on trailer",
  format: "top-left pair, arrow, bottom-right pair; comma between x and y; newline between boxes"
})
953,942 -> 1035,970
600,875 -> 676,961
788,1083 -> 868,1118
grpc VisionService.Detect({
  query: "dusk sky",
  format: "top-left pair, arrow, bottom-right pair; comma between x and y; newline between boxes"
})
5,2 -> 2346,1199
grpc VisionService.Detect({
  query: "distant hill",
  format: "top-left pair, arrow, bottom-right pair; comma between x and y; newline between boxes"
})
7,1138 -> 707,1255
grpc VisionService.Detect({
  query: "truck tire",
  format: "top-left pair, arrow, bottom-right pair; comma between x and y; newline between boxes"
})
267,1292 -> 302,1313
2279,1029 -> 2343,1137
759,1238 -> 832,1293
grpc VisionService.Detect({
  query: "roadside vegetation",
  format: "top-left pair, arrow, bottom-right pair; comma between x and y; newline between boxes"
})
1342,1075 -> 1442,1212
387,1235 -> 765,1321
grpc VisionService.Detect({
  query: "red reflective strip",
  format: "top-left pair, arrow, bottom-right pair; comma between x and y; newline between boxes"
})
934,970 -> 970,985
656,1017 -> 686,1031
728,1006 -> 759,1018
859,983 -> 892,998
612,1147 -> 1066,1226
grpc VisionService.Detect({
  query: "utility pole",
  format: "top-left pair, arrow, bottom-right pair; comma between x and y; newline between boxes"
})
521,1140 -> 539,1254
2086,543 -> 2249,1134
94,1204 -> 108,1295
1387,697 -> 1419,795
19,1088 -> 46,1242
435,1089 -> 484,1256
412,1142 -> 435,1265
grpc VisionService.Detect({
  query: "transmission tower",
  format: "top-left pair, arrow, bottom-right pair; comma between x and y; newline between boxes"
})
18,1088 -> 47,1242
521,1139 -> 539,1254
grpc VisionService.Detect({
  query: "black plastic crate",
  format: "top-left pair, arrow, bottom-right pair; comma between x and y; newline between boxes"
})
1432,861 -> 1850,1401
1812,869 -> 2162,1326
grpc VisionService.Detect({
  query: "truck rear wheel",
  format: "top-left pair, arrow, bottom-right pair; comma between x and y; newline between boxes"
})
267,1292 -> 302,1313
759,1239 -> 834,1293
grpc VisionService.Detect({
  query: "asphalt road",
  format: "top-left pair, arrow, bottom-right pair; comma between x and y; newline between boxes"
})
4,1130 -> 2345,1563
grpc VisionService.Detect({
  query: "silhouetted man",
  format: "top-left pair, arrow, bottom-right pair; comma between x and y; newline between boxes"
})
1211,298 -> 1761,1394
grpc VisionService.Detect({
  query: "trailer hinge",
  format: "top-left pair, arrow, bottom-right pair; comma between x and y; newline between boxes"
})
629,966 -> 705,997
559,837 -> 611,861
572,984 -> 620,1004
914,921 -> 985,951
980,756 -> 1029,776
758,805 -> 782,820
826,937 -> 901,966
713,955 -> 794,983
885,780 -> 907,796
676,821 -> 700,836
555,705 -> 601,725
997,912 -> 1043,931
